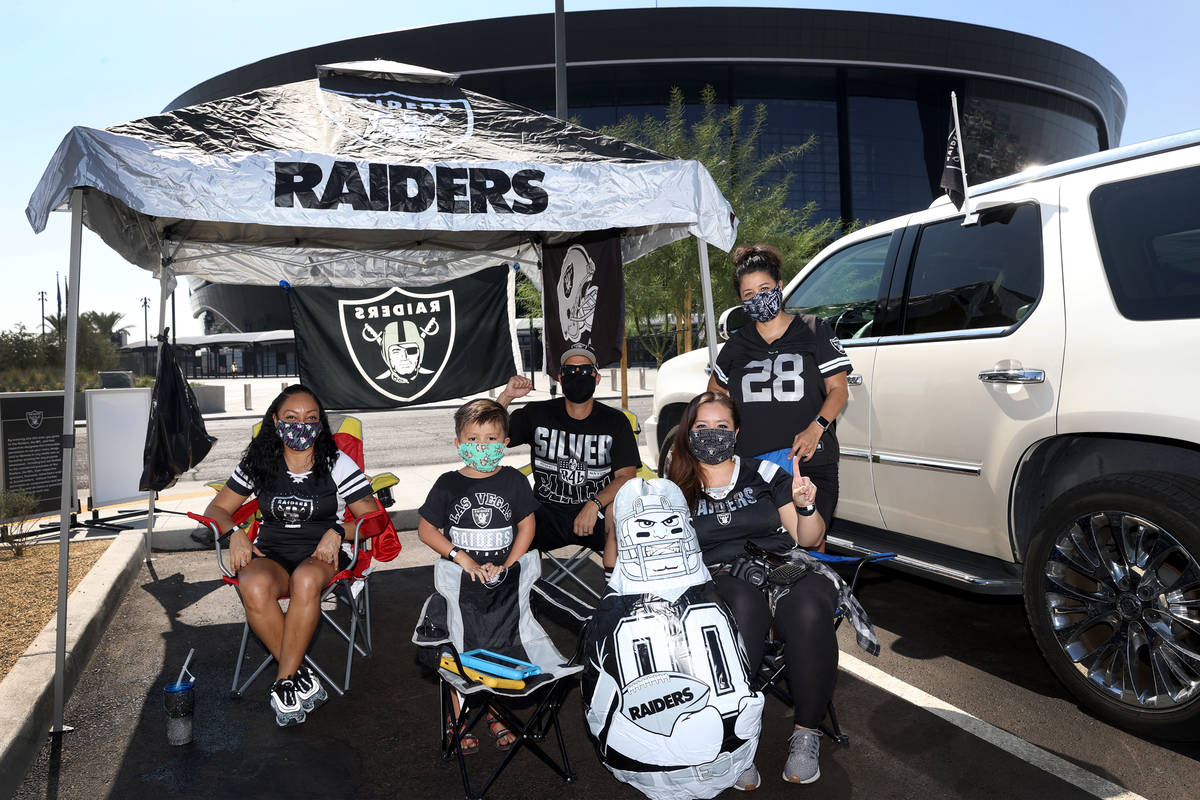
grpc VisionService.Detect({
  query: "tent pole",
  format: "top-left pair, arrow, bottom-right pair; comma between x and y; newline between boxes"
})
51,188 -> 85,735
696,238 -> 719,370
142,271 -> 171,561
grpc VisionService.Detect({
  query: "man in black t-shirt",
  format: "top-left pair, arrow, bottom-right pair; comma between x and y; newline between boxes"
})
498,347 -> 639,566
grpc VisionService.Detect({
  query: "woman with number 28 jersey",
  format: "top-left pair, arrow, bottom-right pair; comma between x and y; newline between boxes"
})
708,243 -> 852,544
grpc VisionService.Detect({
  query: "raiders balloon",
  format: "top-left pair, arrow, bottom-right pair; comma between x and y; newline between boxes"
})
582,478 -> 763,800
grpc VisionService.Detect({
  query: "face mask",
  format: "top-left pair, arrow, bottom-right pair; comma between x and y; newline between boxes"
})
561,372 -> 597,403
688,428 -> 737,465
458,441 -> 506,472
276,419 -> 321,451
742,286 -> 783,323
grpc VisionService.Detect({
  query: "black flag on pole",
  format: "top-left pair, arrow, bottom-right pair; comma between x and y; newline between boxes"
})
939,116 -> 966,210
541,231 -> 624,378
288,265 -> 516,408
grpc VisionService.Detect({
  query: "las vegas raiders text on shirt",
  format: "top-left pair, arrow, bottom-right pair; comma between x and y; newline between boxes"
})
418,466 -> 538,564
691,456 -> 794,564
508,399 -> 640,509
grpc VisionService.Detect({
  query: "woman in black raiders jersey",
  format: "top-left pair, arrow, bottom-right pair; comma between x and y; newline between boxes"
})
668,392 -> 839,786
203,385 -> 378,726
707,243 -> 852,546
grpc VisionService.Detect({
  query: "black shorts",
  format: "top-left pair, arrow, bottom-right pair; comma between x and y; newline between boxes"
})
256,542 -> 351,574
531,504 -> 607,554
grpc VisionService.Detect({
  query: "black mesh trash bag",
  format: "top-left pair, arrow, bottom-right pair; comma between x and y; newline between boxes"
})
139,331 -> 217,491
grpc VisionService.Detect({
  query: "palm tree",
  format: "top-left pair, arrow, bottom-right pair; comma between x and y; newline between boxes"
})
81,311 -> 131,345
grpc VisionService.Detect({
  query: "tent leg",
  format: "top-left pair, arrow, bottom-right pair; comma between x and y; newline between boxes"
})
51,188 -> 85,736
696,238 -> 719,369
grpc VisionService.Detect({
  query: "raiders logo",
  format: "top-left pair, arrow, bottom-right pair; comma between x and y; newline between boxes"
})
716,508 -> 732,526
317,87 -> 474,154
339,286 -> 456,402
558,456 -> 587,487
25,410 -> 44,430
271,495 -> 315,523
471,506 -> 493,527
830,336 -> 846,356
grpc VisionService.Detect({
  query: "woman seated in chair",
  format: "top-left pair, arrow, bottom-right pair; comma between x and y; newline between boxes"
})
667,391 -> 837,789
203,384 -> 378,727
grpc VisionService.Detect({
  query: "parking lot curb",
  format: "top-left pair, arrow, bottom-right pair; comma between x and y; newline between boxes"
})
0,531 -> 145,800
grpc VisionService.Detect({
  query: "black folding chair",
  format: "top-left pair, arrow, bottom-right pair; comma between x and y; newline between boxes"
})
412,551 -> 583,800
753,550 -> 895,745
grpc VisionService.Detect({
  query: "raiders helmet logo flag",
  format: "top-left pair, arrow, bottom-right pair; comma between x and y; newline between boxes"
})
542,231 -> 624,379
317,87 -> 474,154
288,265 -> 517,408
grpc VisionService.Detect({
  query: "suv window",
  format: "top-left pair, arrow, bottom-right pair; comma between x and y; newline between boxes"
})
1090,164 -> 1200,321
784,234 -> 891,340
901,204 -> 1042,335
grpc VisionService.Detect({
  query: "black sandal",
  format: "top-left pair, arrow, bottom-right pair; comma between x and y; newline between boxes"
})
486,711 -> 516,751
445,715 -> 479,755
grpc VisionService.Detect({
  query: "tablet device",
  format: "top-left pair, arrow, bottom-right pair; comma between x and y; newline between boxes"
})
459,649 -> 542,680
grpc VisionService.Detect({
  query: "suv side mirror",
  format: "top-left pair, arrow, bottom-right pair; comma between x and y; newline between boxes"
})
718,306 -> 749,340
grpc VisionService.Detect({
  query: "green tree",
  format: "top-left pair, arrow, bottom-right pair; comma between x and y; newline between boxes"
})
601,86 -> 847,363
82,311 -> 131,345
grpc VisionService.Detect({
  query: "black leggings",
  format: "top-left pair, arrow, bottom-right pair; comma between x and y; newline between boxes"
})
713,572 -> 839,728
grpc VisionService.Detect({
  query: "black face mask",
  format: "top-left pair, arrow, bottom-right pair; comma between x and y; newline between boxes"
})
560,372 -> 596,403
688,428 -> 737,465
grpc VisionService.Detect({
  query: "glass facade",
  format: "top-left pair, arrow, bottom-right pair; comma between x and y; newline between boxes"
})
463,63 -> 1106,226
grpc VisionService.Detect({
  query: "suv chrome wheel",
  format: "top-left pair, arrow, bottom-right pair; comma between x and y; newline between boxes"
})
1025,473 -> 1200,739
1042,510 -> 1200,709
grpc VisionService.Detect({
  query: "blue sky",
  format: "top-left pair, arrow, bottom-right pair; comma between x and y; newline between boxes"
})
4,0 -> 1197,339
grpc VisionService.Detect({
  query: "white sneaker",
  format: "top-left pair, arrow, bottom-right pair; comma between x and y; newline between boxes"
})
783,728 -> 821,784
269,678 -> 306,727
292,665 -> 328,713
733,763 -> 760,791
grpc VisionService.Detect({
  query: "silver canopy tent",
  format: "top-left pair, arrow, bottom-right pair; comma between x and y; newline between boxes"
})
25,60 -> 737,734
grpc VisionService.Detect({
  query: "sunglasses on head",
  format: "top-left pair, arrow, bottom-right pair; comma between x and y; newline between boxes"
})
560,364 -> 596,378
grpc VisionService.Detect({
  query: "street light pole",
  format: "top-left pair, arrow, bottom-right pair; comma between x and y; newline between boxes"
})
37,291 -> 46,337
140,296 -> 151,375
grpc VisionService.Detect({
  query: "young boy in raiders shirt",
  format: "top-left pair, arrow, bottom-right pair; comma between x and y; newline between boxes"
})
418,398 -> 538,753
497,347 -> 640,569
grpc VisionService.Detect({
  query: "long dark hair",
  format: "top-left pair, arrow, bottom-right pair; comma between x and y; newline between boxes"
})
667,392 -> 741,511
241,384 -> 339,490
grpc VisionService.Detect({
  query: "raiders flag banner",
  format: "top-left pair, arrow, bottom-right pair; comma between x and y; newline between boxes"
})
939,91 -> 970,212
542,232 -> 624,376
288,265 -> 516,408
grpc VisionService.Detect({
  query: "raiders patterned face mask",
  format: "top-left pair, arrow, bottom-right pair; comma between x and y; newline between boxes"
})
741,285 -> 783,323
688,428 -> 737,465
458,441 -> 506,472
275,419 -> 321,451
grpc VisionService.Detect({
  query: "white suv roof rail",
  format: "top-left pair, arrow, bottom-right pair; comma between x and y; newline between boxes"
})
928,128 -> 1200,210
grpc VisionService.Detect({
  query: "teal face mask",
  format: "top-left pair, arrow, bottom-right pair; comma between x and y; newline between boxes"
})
458,441 -> 506,472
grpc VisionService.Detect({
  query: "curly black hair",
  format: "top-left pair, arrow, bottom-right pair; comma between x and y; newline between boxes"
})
241,384 -> 339,490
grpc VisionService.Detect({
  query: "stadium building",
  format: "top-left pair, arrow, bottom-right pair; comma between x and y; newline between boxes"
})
168,6 -> 1124,341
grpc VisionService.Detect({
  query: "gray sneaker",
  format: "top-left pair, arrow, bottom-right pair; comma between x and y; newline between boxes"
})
732,763 -> 760,791
783,728 -> 821,784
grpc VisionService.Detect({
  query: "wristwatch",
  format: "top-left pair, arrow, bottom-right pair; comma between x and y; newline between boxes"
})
445,546 -> 461,561
814,415 -> 831,431
590,496 -> 605,519
796,504 -> 816,516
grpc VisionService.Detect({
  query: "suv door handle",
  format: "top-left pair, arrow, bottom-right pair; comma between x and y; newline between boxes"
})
978,368 -> 1045,384
847,374 -> 863,386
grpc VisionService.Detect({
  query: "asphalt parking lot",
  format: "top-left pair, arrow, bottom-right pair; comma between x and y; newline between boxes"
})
14,547 -> 1198,800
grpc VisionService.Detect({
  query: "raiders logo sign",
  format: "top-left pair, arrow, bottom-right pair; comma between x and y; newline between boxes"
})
716,508 -> 732,526
471,506 -> 493,527
25,410 -> 44,429
339,286 -> 456,403
318,87 -> 474,154
271,495 -> 315,524
558,456 -> 587,487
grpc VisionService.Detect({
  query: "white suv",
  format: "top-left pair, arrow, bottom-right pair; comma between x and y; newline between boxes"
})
646,131 -> 1200,738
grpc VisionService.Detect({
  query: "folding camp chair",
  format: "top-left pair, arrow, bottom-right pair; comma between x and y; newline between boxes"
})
190,503 -> 394,698
519,408 -> 656,602
412,551 -> 583,800
754,550 -> 895,745
194,415 -> 402,697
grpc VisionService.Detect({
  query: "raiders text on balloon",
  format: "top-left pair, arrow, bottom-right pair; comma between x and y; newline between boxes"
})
273,161 -> 548,214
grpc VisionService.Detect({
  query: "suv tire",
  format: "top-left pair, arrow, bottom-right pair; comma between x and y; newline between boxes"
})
1023,472 -> 1200,739
657,425 -> 678,478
